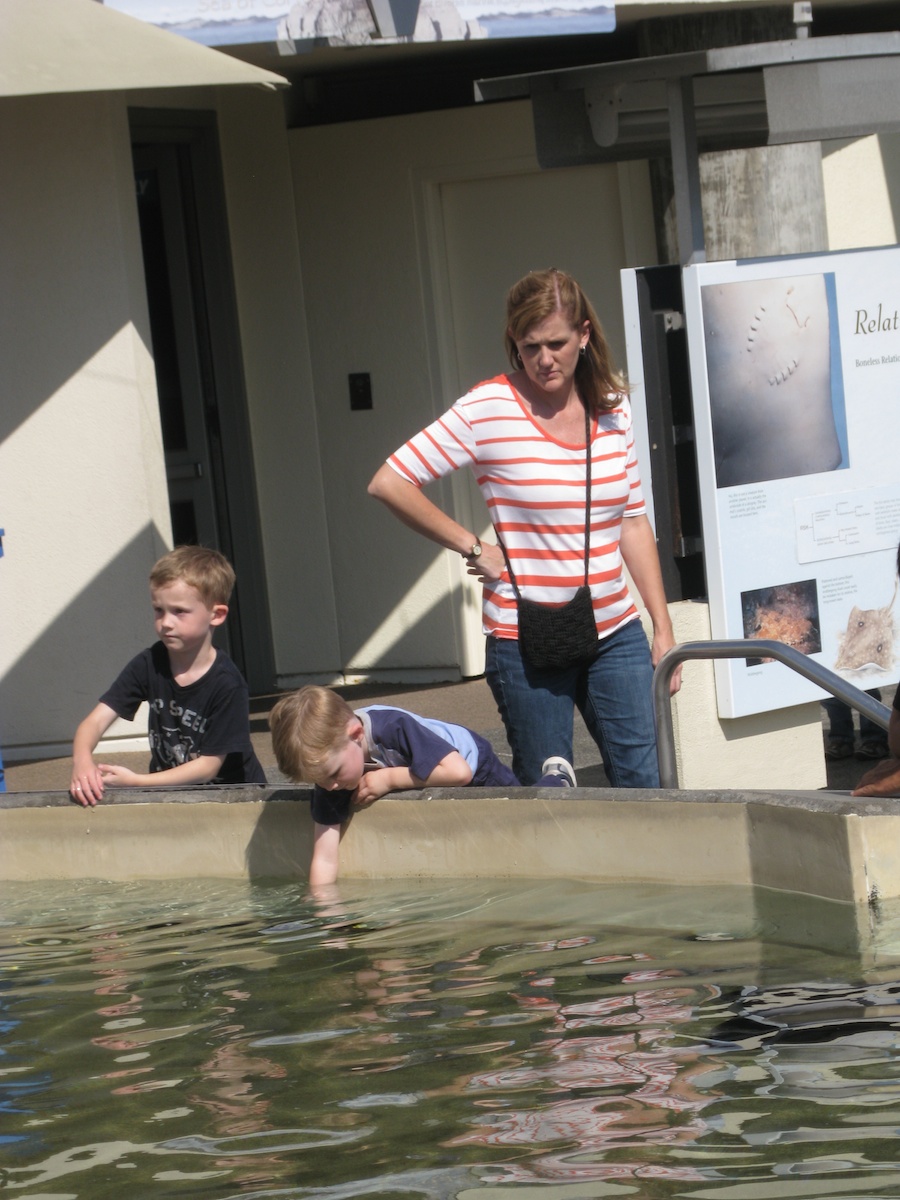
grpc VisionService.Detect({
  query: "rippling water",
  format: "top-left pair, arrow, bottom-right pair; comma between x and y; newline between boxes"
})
3,877 -> 900,1197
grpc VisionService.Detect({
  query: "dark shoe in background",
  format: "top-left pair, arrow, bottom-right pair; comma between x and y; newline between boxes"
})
857,739 -> 890,762
825,737 -> 855,760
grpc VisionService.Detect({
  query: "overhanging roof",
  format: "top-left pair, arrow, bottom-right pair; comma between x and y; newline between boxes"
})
476,32 -> 900,166
476,31 -> 900,263
0,0 -> 288,99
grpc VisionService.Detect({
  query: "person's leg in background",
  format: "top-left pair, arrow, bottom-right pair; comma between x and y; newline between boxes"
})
822,697 -> 855,760
858,688 -> 890,760
823,692 -> 889,760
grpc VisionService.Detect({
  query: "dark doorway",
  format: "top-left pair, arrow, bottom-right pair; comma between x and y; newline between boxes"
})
130,109 -> 274,694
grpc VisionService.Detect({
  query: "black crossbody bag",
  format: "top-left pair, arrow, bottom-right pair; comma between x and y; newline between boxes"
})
497,404 -> 598,670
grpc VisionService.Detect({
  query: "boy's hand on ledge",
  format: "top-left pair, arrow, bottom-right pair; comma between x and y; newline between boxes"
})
852,756 -> 900,797
353,768 -> 398,807
98,763 -> 145,788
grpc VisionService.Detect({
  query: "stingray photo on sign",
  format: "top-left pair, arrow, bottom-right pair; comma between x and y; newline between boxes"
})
700,273 -> 847,489
833,584 -> 898,676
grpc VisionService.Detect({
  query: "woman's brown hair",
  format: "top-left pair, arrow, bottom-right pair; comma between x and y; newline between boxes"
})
504,268 -> 627,414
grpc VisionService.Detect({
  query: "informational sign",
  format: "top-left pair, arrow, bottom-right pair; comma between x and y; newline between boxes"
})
102,0 -> 615,48
681,248 -> 900,717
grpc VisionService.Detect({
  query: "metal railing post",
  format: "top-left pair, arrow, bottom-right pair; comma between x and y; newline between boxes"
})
653,639 -> 892,789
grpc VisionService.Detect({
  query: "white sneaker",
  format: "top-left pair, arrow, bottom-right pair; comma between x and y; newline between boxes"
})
540,756 -> 577,787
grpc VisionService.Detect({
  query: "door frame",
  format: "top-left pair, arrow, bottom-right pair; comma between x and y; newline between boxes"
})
129,106 -> 275,695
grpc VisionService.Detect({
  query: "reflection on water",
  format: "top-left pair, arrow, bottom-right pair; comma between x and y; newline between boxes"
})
3,877 -> 900,1197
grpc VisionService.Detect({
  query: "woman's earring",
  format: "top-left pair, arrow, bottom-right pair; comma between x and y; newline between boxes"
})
515,352 -> 523,368
579,344 -> 587,357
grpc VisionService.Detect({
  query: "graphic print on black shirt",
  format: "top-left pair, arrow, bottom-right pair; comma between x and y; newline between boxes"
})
100,642 -> 266,785
149,693 -> 208,769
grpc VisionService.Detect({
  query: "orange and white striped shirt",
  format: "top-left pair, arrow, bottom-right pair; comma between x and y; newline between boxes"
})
387,375 -> 646,641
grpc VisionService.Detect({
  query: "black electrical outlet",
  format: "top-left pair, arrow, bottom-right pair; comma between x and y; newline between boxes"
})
349,373 -> 373,410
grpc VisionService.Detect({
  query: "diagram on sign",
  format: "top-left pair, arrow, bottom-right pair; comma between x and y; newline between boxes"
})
796,485 -> 900,564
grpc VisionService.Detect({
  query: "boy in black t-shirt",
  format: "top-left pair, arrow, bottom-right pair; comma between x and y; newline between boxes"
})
70,546 -> 265,806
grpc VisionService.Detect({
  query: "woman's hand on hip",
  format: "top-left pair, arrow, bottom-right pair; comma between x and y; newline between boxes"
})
465,542 -> 505,583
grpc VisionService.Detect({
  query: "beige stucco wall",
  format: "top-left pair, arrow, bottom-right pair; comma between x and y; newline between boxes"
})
0,83 -> 326,759
0,92 -> 170,759
215,87 -> 340,680
823,133 -> 900,249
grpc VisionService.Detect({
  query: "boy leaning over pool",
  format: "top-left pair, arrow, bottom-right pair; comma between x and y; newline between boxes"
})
70,545 -> 266,806
269,684 -> 577,886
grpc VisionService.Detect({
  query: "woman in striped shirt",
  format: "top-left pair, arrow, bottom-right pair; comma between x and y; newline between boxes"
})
369,269 -> 680,787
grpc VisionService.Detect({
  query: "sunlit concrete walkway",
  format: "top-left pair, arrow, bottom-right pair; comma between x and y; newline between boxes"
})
2,675 -> 879,794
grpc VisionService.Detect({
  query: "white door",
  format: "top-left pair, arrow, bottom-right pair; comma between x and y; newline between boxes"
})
432,162 -> 638,674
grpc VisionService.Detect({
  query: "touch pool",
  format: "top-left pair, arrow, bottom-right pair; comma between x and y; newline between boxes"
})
5,875 -> 900,1198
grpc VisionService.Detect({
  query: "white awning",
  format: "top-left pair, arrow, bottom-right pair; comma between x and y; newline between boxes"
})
0,0 -> 289,98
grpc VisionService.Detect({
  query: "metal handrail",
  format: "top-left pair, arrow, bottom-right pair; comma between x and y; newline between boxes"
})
653,639 -> 892,790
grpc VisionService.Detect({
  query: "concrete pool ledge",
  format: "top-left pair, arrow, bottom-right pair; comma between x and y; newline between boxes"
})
2,785 -> 900,908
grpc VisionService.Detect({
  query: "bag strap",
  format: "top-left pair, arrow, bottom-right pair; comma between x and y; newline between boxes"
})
497,402 -> 592,598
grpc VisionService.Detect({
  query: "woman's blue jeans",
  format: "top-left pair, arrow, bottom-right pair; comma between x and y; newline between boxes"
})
485,617 -> 659,788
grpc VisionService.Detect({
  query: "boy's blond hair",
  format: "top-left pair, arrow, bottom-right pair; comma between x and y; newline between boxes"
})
149,545 -> 235,608
269,686 -> 356,783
